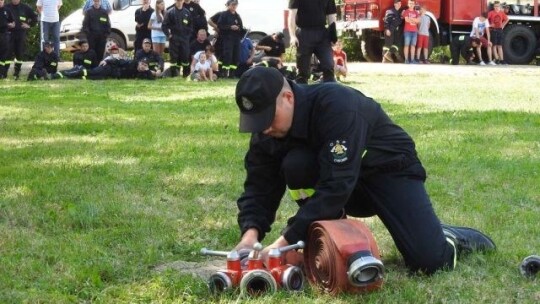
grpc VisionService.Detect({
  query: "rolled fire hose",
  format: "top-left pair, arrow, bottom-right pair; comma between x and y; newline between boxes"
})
304,219 -> 384,294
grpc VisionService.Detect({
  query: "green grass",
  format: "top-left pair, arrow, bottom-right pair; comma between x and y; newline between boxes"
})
0,68 -> 539,303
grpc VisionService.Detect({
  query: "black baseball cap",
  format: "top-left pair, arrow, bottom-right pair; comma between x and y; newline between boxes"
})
43,41 -> 54,48
235,67 -> 284,133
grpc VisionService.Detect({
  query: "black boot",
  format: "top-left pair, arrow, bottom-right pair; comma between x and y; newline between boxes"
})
442,224 -> 496,256
13,63 -> 22,80
0,65 -> 6,79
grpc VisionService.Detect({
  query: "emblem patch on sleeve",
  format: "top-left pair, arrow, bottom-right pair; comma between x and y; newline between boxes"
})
329,140 -> 348,163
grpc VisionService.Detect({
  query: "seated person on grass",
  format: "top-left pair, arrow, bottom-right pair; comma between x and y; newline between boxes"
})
27,41 -> 60,81
191,53 -> 215,81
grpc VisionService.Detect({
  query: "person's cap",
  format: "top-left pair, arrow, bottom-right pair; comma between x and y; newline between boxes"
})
226,0 -> 238,6
143,38 -> 152,44
140,57 -> 149,64
235,67 -> 284,133
109,45 -> 119,51
43,41 -> 54,48
275,32 -> 285,40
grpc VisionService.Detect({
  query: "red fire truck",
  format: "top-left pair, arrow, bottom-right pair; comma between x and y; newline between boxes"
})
337,0 -> 540,64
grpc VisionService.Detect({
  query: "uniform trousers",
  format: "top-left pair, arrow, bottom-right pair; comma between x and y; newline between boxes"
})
0,33 -> 9,77
87,33 -> 107,62
169,35 -> 190,77
281,148 -> 455,274
295,27 -> 335,84
9,31 -> 27,74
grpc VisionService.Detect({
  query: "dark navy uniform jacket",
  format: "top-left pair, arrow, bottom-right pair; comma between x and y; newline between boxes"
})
0,6 -> 15,33
31,50 -> 59,73
134,49 -> 165,71
82,7 -> 111,36
237,81 -> 418,244
73,49 -> 98,69
289,0 -> 337,28
6,2 -> 37,33
162,6 -> 192,38
216,10 -> 243,38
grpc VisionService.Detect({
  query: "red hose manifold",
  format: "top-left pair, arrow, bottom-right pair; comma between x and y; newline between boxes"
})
304,219 -> 384,294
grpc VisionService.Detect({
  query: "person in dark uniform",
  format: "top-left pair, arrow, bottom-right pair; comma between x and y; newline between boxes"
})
254,32 -> 286,63
135,38 -> 164,76
217,0 -> 243,78
232,67 -> 496,274
0,0 -> 15,79
82,0 -> 111,62
288,0 -> 337,84
162,0 -> 193,78
207,10 -> 224,73
56,40 -> 97,79
450,35 -> 480,65
382,0 -> 403,63
6,0 -> 37,80
183,0 -> 206,41
134,0 -> 154,51
27,41 -> 60,80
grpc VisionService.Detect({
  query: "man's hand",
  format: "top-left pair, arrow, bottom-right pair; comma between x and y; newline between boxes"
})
234,228 -> 259,251
259,236 -> 289,265
385,29 -> 391,36
289,35 -> 299,47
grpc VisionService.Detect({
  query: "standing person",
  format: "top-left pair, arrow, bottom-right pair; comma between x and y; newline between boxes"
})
148,0 -> 166,56
401,0 -> 419,64
288,0 -> 337,84
0,0 -> 15,79
82,0 -> 111,14
487,1 -> 508,65
162,0 -> 193,78
82,0 -> 110,62
27,40 -> 59,80
6,0 -> 38,80
217,0 -> 243,78
415,5 -> 430,64
36,0 -> 62,57
382,0 -> 402,63
470,13 -> 495,65
134,0 -> 153,51
450,35 -> 480,65
183,0 -> 206,41
332,40 -> 347,81
207,9 -> 224,71
232,66 -> 496,274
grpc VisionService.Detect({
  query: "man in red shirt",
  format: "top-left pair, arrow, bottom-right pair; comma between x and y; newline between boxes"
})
401,0 -> 420,63
487,1 -> 509,64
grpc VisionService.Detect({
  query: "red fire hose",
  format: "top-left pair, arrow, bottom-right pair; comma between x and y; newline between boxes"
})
304,219 -> 384,294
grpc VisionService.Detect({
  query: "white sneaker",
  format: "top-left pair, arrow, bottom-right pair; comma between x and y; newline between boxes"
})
488,61 -> 497,65
479,61 -> 486,66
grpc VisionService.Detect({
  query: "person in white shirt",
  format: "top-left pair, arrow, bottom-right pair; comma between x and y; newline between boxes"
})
148,0 -> 166,55
36,0 -> 62,57
191,45 -> 218,81
469,13 -> 495,65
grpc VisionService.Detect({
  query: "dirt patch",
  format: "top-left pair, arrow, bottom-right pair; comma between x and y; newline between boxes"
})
153,259 -> 225,280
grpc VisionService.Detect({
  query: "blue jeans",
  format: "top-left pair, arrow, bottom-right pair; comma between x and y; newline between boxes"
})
41,21 -> 61,57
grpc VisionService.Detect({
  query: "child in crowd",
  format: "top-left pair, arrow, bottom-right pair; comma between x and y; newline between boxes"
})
192,53 -> 215,81
487,1 -> 509,64
332,40 -> 348,81
415,5 -> 431,63
402,0 -> 420,64
148,0 -> 166,55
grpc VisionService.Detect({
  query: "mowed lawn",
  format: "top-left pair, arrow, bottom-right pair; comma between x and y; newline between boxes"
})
0,65 -> 539,303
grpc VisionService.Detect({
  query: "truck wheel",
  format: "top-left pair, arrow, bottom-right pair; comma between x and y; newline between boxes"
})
361,32 -> 382,62
107,32 -> 127,51
503,25 -> 536,64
